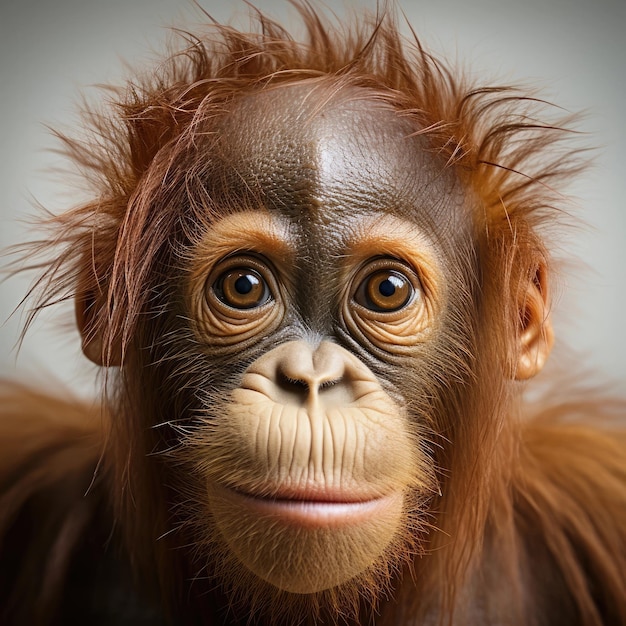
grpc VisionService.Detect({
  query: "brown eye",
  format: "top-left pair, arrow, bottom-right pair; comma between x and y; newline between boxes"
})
213,268 -> 272,309
355,269 -> 414,312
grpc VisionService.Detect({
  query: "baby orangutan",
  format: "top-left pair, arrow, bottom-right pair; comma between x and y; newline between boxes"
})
1,4 -> 625,626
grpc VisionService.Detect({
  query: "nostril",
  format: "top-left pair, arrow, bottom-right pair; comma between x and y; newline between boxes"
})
274,370 -> 310,407
278,371 -> 309,392
278,371 -> 342,393
319,377 -> 342,390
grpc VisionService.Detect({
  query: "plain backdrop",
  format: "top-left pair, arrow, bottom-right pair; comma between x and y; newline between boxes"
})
0,0 -> 624,395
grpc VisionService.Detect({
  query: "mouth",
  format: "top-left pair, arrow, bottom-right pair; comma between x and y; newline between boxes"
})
214,485 -> 401,529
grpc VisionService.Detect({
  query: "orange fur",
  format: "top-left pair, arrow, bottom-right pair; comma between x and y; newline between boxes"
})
0,383 -> 104,623
1,3 -> 625,625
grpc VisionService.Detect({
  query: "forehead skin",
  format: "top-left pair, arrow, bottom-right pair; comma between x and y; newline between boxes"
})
210,82 -> 468,249
203,83 -> 471,330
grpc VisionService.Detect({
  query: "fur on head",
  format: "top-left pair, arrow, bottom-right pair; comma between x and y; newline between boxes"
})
14,3 -> 595,624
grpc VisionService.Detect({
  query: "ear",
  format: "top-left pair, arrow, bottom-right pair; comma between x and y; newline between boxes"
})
75,285 -> 122,367
514,263 -> 554,380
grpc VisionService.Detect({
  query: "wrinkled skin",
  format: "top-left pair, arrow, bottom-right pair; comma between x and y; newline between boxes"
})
73,81 -> 552,623
3,9 -> 622,625
176,84 -> 476,600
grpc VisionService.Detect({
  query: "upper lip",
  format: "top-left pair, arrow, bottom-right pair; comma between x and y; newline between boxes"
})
228,483 -> 387,504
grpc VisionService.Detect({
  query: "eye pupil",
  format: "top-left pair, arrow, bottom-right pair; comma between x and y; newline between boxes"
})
378,278 -> 397,298
235,275 -> 255,295
354,268 -> 414,312
213,267 -> 271,309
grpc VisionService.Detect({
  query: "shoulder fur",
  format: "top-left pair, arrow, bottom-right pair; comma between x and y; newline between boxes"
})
514,398 -> 626,625
0,382 -> 105,624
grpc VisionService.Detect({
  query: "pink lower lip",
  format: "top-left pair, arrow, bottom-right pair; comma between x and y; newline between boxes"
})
217,487 -> 399,529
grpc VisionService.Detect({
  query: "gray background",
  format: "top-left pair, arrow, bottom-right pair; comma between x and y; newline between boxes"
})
1,0 -> 624,394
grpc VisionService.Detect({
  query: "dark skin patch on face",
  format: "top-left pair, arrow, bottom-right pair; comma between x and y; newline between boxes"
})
206,82 -> 470,331
212,83 -> 466,233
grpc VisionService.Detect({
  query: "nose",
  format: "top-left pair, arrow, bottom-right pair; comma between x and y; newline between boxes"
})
245,340 -> 356,408
279,340 -> 344,390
